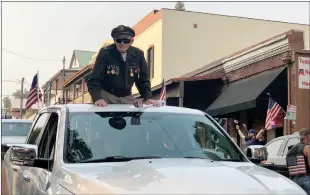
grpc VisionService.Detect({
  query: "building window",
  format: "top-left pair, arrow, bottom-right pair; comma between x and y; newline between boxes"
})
147,46 -> 155,79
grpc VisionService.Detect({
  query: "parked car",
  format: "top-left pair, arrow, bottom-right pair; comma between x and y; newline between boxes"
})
2,104 -> 307,195
1,119 -> 33,160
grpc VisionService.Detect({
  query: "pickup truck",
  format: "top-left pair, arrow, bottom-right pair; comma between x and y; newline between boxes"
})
2,104 -> 307,195
259,132 -> 299,178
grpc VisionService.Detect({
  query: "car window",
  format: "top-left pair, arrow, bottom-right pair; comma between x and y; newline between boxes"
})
38,113 -> 58,159
283,137 -> 299,156
1,122 -> 32,136
27,113 -> 50,145
266,139 -> 284,156
64,112 -> 245,163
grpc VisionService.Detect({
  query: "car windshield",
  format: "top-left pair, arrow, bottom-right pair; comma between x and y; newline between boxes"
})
65,112 -> 246,163
2,122 -> 32,136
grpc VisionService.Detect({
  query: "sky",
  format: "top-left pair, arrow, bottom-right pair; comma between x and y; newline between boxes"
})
2,1 -> 310,98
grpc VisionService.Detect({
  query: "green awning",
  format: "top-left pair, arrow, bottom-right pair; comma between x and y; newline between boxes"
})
206,67 -> 286,117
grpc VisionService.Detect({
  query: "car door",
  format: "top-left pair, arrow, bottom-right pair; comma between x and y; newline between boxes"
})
278,136 -> 299,165
21,111 -> 59,195
13,112 -> 50,195
265,138 -> 285,165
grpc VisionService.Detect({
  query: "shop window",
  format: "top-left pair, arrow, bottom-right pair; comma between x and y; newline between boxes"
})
147,46 -> 155,79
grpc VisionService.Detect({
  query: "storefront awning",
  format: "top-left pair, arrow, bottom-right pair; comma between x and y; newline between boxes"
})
206,66 -> 286,117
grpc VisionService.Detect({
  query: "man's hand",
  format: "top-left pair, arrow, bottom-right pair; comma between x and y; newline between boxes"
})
145,99 -> 159,106
94,99 -> 108,107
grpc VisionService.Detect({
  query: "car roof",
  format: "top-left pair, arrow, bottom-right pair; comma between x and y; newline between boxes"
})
1,119 -> 32,123
50,104 -> 205,115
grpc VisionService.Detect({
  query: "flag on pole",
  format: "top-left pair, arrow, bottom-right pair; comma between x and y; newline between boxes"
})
25,73 -> 42,109
265,96 -> 284,130
159,79 -> 166,101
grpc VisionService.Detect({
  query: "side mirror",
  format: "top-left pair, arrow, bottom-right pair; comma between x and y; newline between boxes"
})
10,145 -> 38,166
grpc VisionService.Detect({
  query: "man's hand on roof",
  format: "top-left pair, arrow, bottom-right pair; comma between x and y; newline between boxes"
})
95,99 -> 108,107
145,99 -> 159,107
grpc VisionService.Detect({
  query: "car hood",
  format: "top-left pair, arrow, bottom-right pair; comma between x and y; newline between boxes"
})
59,159 -> 306,194
1,136 -> 26,145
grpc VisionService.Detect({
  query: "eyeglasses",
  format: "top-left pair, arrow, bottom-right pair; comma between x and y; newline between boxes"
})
115,38 -> 131,44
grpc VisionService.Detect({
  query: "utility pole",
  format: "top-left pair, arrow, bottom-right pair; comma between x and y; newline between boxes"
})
20,77 -> 24,119
62,56 -> 66,104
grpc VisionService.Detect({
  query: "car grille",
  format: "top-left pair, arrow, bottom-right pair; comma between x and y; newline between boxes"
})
1,144 -> 10,160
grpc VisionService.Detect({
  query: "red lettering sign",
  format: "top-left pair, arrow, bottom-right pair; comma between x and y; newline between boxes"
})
299,58 -> 310,65
302,81 -> 309,86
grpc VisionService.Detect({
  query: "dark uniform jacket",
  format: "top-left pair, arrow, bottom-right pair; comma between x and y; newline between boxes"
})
87,44 -> 152,103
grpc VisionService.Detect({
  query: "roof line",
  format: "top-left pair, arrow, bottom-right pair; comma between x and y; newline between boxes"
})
161,8 -> 310,26
73,49 -> 97,53
42,69 -> 79,88
63,64 -> 93,87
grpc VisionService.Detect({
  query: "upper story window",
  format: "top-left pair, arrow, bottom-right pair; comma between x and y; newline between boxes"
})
147,46 -> 155,79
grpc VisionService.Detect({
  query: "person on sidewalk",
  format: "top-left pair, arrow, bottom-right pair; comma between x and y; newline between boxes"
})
87,25 -> 157,107
286,128 -> 310,195
236,124 -> 265,146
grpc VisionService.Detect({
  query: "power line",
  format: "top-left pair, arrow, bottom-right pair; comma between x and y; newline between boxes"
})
2,48 -> 61,62
3,79 -> 31,85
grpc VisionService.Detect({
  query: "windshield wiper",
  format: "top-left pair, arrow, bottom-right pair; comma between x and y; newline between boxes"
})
79,156 -> 163,163
212,159 -> 242,162
184,156 -> 207,159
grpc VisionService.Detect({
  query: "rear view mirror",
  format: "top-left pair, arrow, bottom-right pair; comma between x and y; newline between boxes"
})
10,145 -> 38,166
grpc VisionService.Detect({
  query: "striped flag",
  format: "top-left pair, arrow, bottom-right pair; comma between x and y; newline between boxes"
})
265,96 -> 284,130
287,155 -> 307,176
159,79 -> 166,101
25,73 -> 42,109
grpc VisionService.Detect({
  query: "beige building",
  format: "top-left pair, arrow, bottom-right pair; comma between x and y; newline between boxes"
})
64,8 -> 309,103
131,9 -> 309,94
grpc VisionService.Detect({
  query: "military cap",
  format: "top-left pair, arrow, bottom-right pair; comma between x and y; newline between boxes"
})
111,25 -> 135,39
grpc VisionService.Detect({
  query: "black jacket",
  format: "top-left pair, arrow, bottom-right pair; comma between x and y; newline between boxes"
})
87,44 -> 152,102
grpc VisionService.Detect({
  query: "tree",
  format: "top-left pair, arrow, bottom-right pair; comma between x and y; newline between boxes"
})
12,89 -> 29,99
2,96 -> 12,112
175,1 -> 185,11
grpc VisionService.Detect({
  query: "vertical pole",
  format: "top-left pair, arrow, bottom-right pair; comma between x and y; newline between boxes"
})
179,81 -> 184,107
20,78 -> 24,119
62,56 -> 66,104
36,71 -> 40,111
82,78 -> 85,103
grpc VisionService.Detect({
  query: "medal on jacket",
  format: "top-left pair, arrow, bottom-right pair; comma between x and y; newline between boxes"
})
137,68 -> 140,79
130,69 -> 134,77
115,66 -> 120,75
111,65 -> 115,75
107,65 -> 111,74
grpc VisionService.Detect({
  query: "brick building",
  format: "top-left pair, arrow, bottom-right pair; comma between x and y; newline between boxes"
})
147,30 -> 309,147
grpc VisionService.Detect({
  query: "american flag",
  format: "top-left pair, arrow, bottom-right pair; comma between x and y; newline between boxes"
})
265,96 -> 284,130
287,155 -> 307,176
159,79 -> 166,101
25,73 -> 42,109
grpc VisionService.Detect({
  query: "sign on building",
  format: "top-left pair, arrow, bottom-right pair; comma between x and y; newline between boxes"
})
298,57 -> 310,89
286,105 -> 296,121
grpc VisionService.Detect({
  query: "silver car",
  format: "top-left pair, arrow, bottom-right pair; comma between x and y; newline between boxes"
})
1,119 -> 32,160
2,104 -> 307,195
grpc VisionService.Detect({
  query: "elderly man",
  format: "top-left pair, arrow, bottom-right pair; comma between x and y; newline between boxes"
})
286,128 -> 310,195
87,25 -> 157,107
